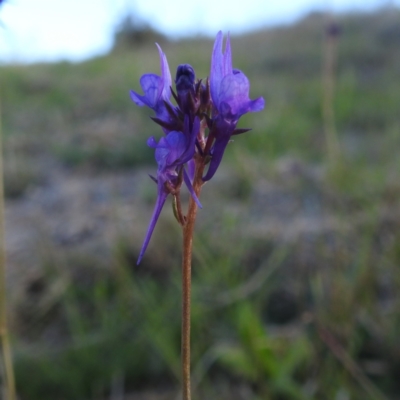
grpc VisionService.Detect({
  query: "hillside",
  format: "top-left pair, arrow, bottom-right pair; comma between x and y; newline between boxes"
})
1,8 -> 400,400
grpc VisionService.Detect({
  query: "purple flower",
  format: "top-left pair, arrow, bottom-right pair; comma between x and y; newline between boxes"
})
137,117 -> 201,264
131,32 -> 264,263
203,31 -> 265,181
130,44 -> 175,127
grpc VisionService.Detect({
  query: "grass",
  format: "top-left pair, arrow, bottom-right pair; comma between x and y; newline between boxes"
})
2,7 -> 400,400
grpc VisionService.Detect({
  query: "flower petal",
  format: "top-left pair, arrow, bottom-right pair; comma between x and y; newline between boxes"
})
210,31 -> 224,106
248,96 -> 265,113
183,169 -> 202,208
187,159 -> 195,181
129,90 -> 149,108
202,135 -> 231,182
156,43 -> 172,100
130,44 -> 173,125
130,74 -> 160,108
218,72 -> 250,115
178,116 -> 199,165
223,33 -> 232,77
137,187 -> 168,264
153,138 -> 168,170
147,136 -> 158,148
165,131 -> 187,165
210,31 -> 233,108
218,71 -> 265,117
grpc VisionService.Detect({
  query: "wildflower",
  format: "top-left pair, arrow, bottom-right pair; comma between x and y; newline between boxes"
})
131,32 -> 264,263
203,31 -> 264,181
137,117 -> 201,264
130,32 -> 265,399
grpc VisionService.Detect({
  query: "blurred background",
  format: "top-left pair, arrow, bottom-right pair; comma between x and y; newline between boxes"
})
1,0 -> 400,399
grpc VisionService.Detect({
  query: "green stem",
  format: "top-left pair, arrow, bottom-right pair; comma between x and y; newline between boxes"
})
322,16 -> 340,166
181,155 -> 204,400
0,95 -> 17,400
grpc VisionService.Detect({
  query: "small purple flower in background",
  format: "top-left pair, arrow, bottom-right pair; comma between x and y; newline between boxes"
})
131,32 -> 264,264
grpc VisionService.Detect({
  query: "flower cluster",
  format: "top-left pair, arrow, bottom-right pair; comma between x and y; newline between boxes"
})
131,32 -> 264,263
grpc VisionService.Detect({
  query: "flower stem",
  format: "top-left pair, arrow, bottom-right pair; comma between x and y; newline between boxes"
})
0,95 -> 17,400
322,15 -> 340,167
181,155 -> 204,400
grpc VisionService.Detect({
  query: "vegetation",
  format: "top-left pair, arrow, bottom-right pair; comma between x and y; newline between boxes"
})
1,7 -> 400,400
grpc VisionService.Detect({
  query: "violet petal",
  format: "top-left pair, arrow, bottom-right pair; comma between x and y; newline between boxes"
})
156,43 -> 172,100
183,169 -> 202,208
137,188 -> 168,264
202,135 -> 231,182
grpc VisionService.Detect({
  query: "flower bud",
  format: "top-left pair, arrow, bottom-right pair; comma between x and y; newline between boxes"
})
175,64 -> 195,94
175,64 -> 197,116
